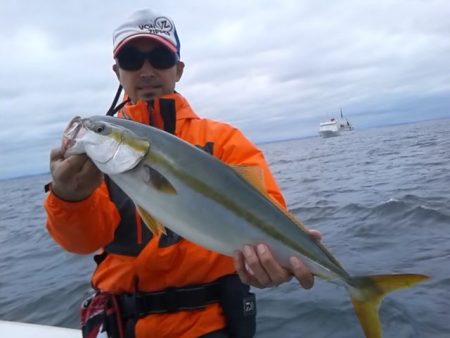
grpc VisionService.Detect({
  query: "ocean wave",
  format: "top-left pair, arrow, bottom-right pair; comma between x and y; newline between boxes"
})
402,205 -> 450,225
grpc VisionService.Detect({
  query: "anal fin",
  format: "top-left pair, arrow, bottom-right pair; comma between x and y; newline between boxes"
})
137,206 -> 166,236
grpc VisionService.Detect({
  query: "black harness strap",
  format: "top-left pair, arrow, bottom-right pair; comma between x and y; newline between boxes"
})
103,175 -> 153,257
147,98 -> 176,134
118,280 -> 222,318
107,85 -> 125,116
159,98 -> 176,134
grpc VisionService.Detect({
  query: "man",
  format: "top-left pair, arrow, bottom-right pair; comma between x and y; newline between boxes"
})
45,9 -> 320,338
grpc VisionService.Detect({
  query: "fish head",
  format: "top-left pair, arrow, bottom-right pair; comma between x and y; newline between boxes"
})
62,116 -> 150,175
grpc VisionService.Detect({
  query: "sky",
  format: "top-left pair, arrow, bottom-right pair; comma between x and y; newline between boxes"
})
1,0 -> 449,179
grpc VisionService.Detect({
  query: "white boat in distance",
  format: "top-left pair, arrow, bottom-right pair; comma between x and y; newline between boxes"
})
319,109 -> 353,138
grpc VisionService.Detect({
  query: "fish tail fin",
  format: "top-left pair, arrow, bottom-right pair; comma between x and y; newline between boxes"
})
349,273 -> 429,338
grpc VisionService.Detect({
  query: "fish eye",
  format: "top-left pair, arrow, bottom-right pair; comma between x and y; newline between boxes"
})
94,123 -> 106,133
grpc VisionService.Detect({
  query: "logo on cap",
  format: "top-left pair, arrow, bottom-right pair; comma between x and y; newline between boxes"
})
138,17 -> 173,37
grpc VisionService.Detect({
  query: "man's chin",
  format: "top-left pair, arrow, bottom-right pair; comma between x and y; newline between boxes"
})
139,92 -> 159,101
138,89 -> 161,101
139,94 -> 156,101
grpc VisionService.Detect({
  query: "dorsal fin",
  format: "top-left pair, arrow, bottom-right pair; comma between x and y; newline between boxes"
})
229,165 -> 267,194
230,165 -> 315,233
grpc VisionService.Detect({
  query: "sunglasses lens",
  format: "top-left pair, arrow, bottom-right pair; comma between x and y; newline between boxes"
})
117,46 -> 178,71
149,47 -> 178,69
117,47 -> 144,71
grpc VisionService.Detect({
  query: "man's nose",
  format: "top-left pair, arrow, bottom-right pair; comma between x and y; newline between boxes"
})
139,59 -> 157,76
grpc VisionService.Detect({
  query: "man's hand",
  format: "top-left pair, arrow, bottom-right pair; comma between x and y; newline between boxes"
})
49,148 -> 103,201
234,229 -> 322,289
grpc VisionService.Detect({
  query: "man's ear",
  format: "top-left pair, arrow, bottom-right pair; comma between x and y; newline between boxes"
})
175,61 -> 185,82
113,63 -> 120,81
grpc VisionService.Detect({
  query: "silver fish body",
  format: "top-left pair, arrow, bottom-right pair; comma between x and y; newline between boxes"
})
87,116 -> 347,281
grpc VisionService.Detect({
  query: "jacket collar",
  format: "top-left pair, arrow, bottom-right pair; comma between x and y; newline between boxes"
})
120,92 -> 199,125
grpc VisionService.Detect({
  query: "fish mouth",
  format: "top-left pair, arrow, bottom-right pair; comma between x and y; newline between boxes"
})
61,116 -> 83,155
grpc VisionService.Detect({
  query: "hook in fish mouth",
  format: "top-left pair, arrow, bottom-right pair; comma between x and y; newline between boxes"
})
61,116 -> 83,155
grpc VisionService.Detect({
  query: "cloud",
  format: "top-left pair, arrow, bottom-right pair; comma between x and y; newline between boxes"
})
1,0 -> 450,178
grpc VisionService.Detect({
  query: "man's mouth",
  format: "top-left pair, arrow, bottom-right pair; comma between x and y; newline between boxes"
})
138,84 -> 161,90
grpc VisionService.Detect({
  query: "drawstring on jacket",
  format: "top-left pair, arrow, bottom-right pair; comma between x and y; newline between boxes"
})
106,84 -> 130,116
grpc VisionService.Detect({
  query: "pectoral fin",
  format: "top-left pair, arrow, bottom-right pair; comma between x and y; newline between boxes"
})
143,165 -> 177,194
137,206 -> 166,236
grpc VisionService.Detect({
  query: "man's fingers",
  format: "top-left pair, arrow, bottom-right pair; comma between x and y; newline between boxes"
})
49,148 -> 102,201
234,251 -> 251,284
50,148 -> 64,162
255,244 -> 291,286
53,154 -> 90,182
241,245 -> 273,287
234,251 -> 262,287
78,158 -> 103,185
309,229 -> 322,241
63,154 -> 91,173
290,256 -> 314,289
236,245 -> 316,289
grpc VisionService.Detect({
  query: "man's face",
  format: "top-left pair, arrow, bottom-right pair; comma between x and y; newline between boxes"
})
113,38 -> 184,103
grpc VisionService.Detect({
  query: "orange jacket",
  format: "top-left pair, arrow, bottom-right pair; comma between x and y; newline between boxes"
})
45,92 -> 286,338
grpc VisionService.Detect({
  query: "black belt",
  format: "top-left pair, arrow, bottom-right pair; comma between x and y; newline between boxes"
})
118,281 -> 221,318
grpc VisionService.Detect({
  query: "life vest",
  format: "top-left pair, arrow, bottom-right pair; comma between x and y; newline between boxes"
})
45,92 -> 287,337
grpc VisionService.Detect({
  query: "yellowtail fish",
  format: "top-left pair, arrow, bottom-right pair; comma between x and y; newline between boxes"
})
63,115 -> 429,338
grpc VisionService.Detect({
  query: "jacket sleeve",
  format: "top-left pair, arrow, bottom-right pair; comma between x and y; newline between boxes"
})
44,181 -> 120,254
214,125 -> 287,209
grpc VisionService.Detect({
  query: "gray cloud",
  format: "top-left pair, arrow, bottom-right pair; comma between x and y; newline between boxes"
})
1,0 -> 449,178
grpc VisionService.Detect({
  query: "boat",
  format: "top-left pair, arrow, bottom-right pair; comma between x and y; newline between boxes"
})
0,320 -> 79,338
319,109 -> 353,138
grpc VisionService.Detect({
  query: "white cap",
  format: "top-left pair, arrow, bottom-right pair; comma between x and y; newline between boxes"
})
113,9 -> 180,57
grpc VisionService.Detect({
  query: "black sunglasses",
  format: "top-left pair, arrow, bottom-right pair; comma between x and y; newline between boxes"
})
117,46 -> 178,71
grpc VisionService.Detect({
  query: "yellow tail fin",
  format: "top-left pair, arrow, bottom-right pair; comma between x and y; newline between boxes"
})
350,274 -> 429,338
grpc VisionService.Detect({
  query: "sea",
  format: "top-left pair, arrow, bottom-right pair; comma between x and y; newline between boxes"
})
0,118 -> 449,338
